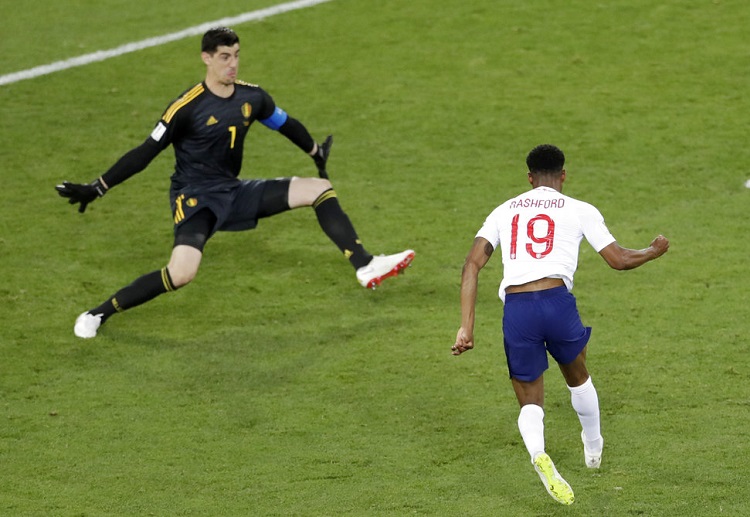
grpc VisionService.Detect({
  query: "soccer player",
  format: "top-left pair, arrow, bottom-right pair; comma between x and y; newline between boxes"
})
56,27 -> 414,339
451,144 -> 669,505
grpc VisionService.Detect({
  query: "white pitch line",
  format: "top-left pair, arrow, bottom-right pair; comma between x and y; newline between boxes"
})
0,0 -> 332,87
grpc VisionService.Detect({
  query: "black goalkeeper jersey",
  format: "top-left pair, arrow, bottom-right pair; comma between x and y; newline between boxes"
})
98,80 -> 315,195
151,81 -> 276,192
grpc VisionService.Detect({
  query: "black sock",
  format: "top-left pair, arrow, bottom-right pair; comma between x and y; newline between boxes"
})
313,189 -> 373,269
90,268 -> 177,323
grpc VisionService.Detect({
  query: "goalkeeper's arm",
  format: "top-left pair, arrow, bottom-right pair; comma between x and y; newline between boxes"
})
277,117 -> 333,179
260,106 -> 333,179
56,138 -> 161,213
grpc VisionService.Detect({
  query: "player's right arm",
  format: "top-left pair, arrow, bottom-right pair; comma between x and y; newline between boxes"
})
578,200 -> 670,269
56,138 -> 162,213
453,236 -> 494,356
598,235 -> 670,270
56,86 -> 193,213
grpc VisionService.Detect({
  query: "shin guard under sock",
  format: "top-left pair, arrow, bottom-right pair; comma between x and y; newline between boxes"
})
518,404 -> 546,461
568,377 -> 603,450
313,189 -> 373,269
90,267 -> 176,323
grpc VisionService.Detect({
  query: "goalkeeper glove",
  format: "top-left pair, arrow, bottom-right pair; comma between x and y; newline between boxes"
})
311,135 -> 333,179
55,178 -> 107,213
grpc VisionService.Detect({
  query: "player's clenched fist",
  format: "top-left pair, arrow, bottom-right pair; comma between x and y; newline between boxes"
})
452,327 -> 474,356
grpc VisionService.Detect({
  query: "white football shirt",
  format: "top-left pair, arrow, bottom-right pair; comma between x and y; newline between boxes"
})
476,186 -> 615,302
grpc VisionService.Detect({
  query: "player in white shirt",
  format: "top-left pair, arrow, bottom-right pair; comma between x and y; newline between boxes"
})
452,144 -> 669,505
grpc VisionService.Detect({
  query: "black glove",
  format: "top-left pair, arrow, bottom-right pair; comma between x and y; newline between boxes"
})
55,178 -> 107,213
311,135 -> 333,179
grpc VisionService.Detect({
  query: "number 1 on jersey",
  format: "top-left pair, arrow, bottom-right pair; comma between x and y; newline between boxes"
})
228,126 -> 237,149
510,214 -> 520,259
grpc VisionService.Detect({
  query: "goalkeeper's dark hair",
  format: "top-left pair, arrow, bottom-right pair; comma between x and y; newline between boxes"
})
526,144 -> 565,174
201,27 -> 240,53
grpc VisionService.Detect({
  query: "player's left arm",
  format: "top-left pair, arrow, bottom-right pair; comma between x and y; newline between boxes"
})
257,90 -> 332,178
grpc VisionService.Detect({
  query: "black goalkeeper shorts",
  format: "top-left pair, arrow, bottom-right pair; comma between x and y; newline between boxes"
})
172,178 -> 291,251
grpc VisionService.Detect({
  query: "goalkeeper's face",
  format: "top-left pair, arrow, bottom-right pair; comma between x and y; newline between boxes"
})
202,43 -> 240,86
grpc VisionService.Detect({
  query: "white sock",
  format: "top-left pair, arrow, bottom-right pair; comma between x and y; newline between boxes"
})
517,404 -> 545,461
568,376 -> 603,452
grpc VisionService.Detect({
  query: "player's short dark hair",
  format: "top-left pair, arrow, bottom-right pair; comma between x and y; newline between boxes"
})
201,27 -> 240,53
526,144 -> 565,174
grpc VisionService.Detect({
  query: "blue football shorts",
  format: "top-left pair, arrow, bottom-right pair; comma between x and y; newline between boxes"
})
502,286 -> 591,382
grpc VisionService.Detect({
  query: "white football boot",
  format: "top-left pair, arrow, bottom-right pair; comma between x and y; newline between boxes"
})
581,430 -> 603,469
356,250 -> 415,289
74,312 -> 103,339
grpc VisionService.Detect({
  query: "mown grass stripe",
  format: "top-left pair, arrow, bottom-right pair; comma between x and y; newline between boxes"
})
0,0 -> 333,86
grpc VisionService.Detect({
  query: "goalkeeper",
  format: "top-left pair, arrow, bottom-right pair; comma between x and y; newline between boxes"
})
56,27 -> 414,339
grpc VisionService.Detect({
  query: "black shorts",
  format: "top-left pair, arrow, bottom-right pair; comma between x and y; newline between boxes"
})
171,178 -> 291,251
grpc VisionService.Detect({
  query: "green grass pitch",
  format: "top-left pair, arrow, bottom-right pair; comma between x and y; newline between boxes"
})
1,0 -> 749,515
